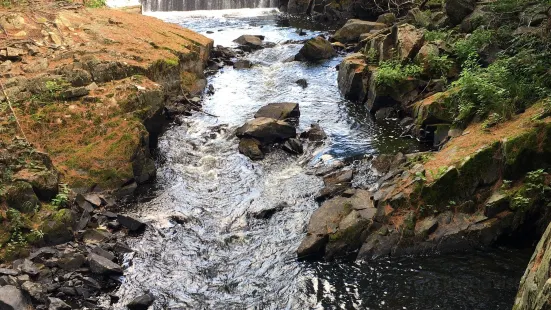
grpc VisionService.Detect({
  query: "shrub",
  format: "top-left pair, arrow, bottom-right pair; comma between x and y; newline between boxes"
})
453,29 -> 494,62
375,61 -> 422,87
424,53 -> 454,78
445,55 -> 511,124
425,30 -> 454,42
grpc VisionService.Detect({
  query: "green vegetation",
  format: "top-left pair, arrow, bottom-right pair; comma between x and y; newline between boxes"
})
51,183 -> 70,208
424,52 -> 454,78
445,29 -> 551,126
84,0 -> 106,8
375,61 -> 422,87
453,29 -> 494,62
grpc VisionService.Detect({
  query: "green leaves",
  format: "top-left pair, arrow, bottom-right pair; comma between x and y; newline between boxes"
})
375,61 -> 422,88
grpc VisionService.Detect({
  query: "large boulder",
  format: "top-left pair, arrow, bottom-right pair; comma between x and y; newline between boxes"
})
254,102 -> 300,120
13,168 -> 59,201
396,24 -> 425,62
337,53 -> 372,102
444,0 -> 476,25
236,117 -> 296,145
0,285 -> 33,310
333,19 -> 387,43
366,68 -> 424,113
296,36 -> 336,61
233,35 -> 264,51
297,190 -> 376,259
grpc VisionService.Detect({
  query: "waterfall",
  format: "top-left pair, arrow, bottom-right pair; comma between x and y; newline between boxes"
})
143,0 -> 280,12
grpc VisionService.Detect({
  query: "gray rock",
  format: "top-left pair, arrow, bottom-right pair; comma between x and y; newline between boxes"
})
91,246 -> 116,261
0,267 -> 19,276
127,293 -> 155,310
21,281 -> 45,302
117,215 -> 146,232
19,259 -> 39,277
84,193 -> 102,207
0,285 -> 33,310
60,87 -> 89,99
233,35 -> 264,51
295,79 -> 308,88
57,253 -> 86,271
87,253 -> 123,275
82,229 -> 112,244
236,117 -> 296,145
233,60 -> 252,69
254,102 -> 300,121
444,0 -> 476,24
282,138 -> 304,155
48,297 -> 71,310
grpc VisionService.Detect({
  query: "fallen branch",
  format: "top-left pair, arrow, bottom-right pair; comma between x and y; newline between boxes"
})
0,80 -> 28,141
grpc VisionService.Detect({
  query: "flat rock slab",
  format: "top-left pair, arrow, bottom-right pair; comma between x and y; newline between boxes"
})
254,102 -> 300,120
88,253 -> 123,275
0,285 -> 33,310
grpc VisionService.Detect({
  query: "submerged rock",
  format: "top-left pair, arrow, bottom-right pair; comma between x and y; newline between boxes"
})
127,293 -> 155,310
295,36 -> 336,61
300,123 -> 327,142
233,59 -> 252,69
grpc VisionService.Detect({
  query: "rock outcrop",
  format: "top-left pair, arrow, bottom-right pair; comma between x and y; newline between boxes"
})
333,19 -> 387,43
0,4 -> 213,191
515,222 -> 551,310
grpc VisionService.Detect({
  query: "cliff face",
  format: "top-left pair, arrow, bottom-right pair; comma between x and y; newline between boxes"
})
515,222 -> 551,309
0,4 -> 213,191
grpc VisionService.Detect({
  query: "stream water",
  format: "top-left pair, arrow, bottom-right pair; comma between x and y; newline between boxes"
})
112,9 -> 532,310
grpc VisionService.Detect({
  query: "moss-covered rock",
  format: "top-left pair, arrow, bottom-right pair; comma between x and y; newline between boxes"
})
39,208 -> 73,245
4,181 -> 40,213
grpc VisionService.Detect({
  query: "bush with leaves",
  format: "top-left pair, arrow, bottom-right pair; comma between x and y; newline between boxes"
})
375,61 -> 422,88
453,29 -> 494,62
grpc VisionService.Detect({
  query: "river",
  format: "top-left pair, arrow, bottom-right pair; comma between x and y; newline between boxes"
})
111,9 -> 531,310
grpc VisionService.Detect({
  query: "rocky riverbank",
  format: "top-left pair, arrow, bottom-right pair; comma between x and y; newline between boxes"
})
289,0 -> 551,306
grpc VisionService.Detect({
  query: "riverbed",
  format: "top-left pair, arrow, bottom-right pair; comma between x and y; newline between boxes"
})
112,9 -> 531,310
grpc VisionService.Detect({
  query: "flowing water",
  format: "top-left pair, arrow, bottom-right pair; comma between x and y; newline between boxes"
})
112,9 -> 532,310
142,0 -> 280,13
